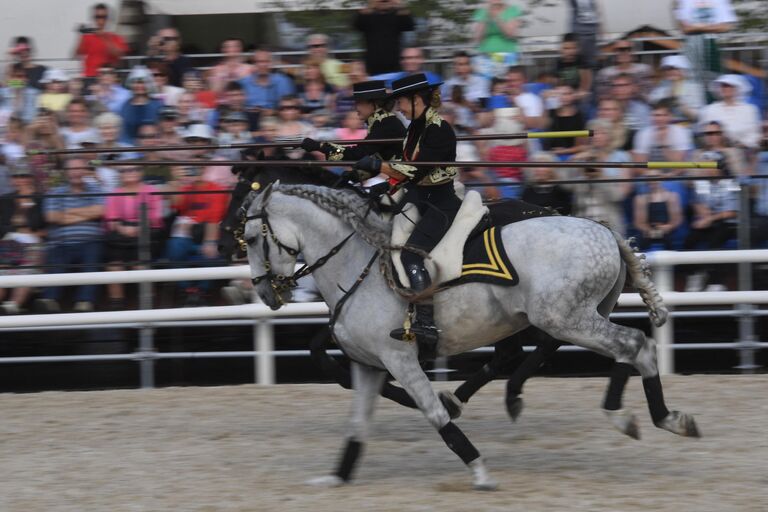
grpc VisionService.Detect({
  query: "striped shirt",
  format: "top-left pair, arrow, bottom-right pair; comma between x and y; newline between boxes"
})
45,183 -> 105,244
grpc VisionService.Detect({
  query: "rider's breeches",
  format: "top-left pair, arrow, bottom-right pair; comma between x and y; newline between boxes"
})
400,182 -> 462,270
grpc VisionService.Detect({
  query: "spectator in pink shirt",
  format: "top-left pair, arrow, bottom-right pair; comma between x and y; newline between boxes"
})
104,163 -> 163,308
334,110 -> 368,141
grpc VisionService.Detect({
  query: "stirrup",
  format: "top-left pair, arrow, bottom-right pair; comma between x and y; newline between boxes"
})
390,322 -> 440,361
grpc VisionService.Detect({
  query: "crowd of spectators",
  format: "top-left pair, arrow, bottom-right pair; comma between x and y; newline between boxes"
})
0,0 -> 766,314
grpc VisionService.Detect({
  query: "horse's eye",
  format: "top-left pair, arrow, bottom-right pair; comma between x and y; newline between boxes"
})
245,237 -> 256,245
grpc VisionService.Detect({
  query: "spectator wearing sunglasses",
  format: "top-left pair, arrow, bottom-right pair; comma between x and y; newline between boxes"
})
595,39 -> 653,102
154,28 -> 192,88
74,3 -> 128,81
306,34 -> 348,89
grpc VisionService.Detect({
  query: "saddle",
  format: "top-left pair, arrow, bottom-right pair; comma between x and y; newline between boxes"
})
390,191 -> 558,290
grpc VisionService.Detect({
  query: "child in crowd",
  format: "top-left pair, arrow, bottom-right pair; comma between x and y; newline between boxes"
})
334,110 -> 367,141
37,69 -> 73,113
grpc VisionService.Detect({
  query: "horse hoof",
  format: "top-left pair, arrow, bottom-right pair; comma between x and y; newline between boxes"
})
473,480 -> 499,491
506,396 -> 523,422
439,390 -> 463,420
469,459 -> 498,491
656,411 -> 702,438
306,475 -> 345,487
603,408 -> 641,440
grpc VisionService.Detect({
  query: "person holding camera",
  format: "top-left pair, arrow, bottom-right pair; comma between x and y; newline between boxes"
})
74,4 -> 128,82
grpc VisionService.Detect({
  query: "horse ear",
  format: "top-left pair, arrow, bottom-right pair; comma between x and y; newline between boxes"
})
261,182 -> 274,201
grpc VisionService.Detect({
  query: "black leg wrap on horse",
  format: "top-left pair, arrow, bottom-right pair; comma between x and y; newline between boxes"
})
454,363 -> 496,403
334,439 -> 363,482
380,382 -> 418,409
603,362 -> 633,410
438,422 -> 480,465
506,341 -> 558,397
310,329 -> 352,390
642,374 -> 670,424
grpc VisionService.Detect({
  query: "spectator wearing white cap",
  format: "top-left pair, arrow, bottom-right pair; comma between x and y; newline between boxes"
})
699,74 -> 761,151
182,124 -> 236,188
37,68 -> 73,113
649,55 -> 705,124
216,111 -> 253,160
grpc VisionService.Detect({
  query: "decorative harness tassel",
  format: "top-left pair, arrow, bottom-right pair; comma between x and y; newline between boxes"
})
401,304 -> 416,342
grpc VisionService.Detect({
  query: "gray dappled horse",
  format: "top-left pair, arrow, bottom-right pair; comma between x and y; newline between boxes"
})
242,182 -> 700,490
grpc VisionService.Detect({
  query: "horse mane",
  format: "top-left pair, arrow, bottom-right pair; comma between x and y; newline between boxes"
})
240,180 -> 422,299
254,164 -> 343,188
274,184 -> 393,251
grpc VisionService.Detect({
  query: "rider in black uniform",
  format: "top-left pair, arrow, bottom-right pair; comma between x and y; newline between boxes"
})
300,79 -> 405,163
351,73 -> 462,359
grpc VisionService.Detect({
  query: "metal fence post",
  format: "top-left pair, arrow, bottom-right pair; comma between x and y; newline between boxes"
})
736,180 -> 759,372
255,319 -> 275,385
652,256 -> 674,375
138,200 -> 156,388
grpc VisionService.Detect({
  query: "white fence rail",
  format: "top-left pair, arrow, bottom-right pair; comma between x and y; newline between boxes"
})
0,250 -> 766,386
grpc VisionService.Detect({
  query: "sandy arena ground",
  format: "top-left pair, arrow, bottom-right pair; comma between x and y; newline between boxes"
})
0,376 -> 766,512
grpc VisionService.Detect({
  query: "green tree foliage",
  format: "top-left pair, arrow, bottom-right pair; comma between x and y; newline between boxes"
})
279,0 -> 558,46
731,0 -> 767,31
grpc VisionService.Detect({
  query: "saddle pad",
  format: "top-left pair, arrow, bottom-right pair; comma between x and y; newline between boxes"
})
444,226 -> 518,287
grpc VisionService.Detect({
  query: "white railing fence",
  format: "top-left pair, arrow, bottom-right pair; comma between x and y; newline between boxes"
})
0,249 -> 766,387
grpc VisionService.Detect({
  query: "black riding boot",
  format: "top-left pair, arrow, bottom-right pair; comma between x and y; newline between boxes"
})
390,264 -> 440,360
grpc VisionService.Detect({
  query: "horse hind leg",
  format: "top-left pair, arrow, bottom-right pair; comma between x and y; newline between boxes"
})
597,266 -> 642,440
531,311 -> 700,438
307,362 -> 387,487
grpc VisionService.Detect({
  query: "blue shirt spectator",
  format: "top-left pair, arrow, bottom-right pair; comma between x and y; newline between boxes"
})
239,49 -> 295,112
40,158 -> 105,312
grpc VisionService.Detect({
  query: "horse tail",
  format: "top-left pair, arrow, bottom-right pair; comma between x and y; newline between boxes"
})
611,230 -> 669,327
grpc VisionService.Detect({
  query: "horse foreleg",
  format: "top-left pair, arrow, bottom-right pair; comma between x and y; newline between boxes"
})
307,362 -> 386,487
383,352 -> 497,491
452,335 -> 525,405
504,333 -> 561,422
310,328 -> 420,409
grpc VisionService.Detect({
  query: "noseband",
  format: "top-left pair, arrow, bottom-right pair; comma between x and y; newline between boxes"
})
242,201 -> 354,304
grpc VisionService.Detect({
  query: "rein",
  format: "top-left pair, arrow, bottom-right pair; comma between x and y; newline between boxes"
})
244,204 -> 354,305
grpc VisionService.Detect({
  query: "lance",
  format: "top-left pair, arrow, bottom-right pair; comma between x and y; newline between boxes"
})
91,159 -> 721,171
29,130 -> 592,156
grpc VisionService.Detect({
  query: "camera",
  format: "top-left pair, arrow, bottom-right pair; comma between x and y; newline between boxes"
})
78,25 -> 97,34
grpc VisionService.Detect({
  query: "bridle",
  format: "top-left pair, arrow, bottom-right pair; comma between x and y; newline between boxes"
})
242,192 -> 354,305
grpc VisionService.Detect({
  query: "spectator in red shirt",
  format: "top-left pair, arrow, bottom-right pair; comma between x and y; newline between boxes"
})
74,3 -> 129,80
165,165 -> 227,305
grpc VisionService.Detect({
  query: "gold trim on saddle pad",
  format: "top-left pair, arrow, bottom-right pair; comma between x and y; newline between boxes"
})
460,227 -> 513,280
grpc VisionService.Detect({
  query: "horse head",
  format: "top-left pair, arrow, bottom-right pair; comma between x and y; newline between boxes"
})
242,181 -> 302,310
